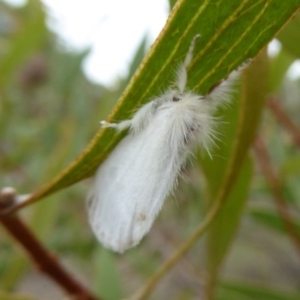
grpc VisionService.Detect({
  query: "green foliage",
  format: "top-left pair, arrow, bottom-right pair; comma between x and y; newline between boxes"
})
249,207 -> 300,235
1,0 -> 300,300
218,281 -> 300,300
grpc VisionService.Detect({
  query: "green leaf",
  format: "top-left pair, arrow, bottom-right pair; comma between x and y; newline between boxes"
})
249,207 -> 300,235
206,159 -> 252,291
204,49 -> 269,298
18,0 -> 300,208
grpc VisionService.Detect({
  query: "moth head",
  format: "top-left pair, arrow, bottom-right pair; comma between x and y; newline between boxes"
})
172,95 -> 181,102
163,89 -> 187,103
169,90 -> 182,102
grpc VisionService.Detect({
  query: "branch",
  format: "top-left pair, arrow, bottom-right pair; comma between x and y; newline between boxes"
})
267,98 -> 300,147
0,188 -> 101,300
253,137 -> 300,258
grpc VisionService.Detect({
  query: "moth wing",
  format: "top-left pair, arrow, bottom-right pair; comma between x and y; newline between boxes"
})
87,115 -> 183,253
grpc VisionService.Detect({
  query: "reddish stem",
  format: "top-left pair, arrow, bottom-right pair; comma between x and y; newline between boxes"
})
267,98 -> 300,147
253,137 -> 300,258
0,190 -> 100,300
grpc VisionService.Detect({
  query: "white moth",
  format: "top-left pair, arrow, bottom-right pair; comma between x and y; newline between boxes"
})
87,34 -> 250,253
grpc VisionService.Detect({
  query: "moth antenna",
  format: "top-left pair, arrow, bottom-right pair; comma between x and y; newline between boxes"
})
184,34 -> 201,67
176,34 -> 201,93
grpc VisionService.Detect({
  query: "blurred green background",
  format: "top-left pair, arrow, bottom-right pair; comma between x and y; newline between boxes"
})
1,1 -> 300,300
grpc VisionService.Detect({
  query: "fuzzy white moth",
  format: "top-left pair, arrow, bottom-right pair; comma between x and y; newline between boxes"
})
87,34 -> 250,253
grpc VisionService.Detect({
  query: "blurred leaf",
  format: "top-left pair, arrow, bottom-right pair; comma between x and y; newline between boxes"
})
0,292 -> 36,300
249,207 -> 300,235
278,12 -> 300,58
168,0 -> 177,10
124,36 -> 147,87
0,2 -> 47,88
281,154 -> 300,176
218,281 -> 300,300
93,249 -> 123,300
216,288 -> 250,300
20,0 -> 300,208
0,251 -> 27,290
204,50 -> 269,297
50,49 -> 90,98
206,159 -> 252,291
269,48 -> 295,93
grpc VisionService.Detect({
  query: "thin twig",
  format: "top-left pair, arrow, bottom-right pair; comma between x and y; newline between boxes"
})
267,98 -> 300,147
0,188 -> 100,300
253,137 -> 300,258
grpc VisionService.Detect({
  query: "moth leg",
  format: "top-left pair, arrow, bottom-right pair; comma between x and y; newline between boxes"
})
176,34 -> 201,93
100,120 -> 132,131
130,100 -> 158,134
205,58 -> 252,110
100,100 -> 158,133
